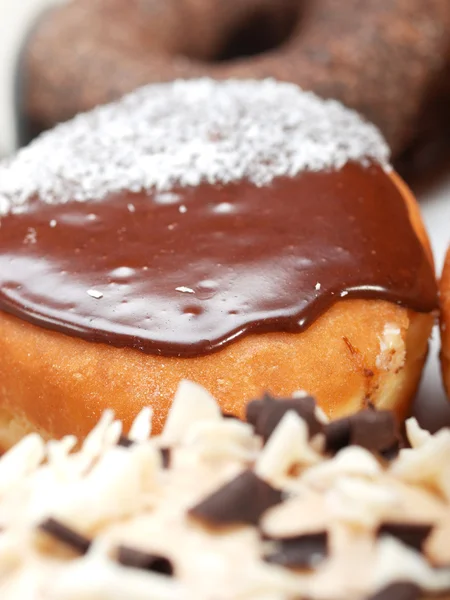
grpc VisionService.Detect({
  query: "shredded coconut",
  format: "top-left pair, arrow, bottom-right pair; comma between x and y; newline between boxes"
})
86,289 -> 103,299
128,408 -> 153,442
376,323 -> 405,372
0,79 -> 390,216
255,411 -> 322,482
160,379 -> 221,445
0,381 -> 448,600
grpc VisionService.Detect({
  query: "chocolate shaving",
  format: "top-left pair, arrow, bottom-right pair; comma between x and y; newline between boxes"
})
380,442 -> 400,462
264,532 -> 328,569
246,394 -> 272,428
368,582 -> 421,600
246,393 -> 323,442
378,522 -> 433,551
324,418 -> 352,453
325,409 -> 398,454
117,435 -> 134,448
38,518 -> 91,555
117,545 -> 174,576
160,447 -> 171,469
351,409 -> 398,452
189,469 -> 282,526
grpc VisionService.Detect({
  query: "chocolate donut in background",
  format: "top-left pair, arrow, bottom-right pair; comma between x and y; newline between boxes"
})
0,79 -> 437,449
17,0 -> 450,178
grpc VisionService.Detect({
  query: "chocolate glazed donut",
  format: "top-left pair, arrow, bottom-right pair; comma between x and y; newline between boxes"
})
19,0 -> 450,173
0,80 -> 438,447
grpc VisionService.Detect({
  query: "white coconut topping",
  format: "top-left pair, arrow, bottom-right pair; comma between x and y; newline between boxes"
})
0,382 -> 449,599
86,289 -> 103,300
0,78 -> 390,216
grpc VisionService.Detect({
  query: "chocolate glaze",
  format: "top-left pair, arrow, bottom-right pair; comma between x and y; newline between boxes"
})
0,163 -> 437,357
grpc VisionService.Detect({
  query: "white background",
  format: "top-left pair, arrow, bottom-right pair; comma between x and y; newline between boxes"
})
412,175 -> 450,430
0,0 -> 59,153
0,0 -> 449,429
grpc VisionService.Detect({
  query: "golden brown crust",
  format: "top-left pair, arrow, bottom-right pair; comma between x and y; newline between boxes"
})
390,172 -> 434,265
440,247 -> 450,397
0,174 -> 435,449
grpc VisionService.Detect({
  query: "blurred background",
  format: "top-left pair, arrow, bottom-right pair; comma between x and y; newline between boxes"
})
0,0 -> 450,428
0,0 -> 58,155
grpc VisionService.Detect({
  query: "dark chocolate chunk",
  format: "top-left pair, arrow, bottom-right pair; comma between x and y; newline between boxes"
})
117,435 -> 135,448
160,447 -> 171,469
117,545 -> 174,576
38,518 -> 91,555
324,409 -> 399,454
247,393 -> 323,442
377,523 -> 433,551
189,469 -> 282,526
246,393 -> 273,428
368,582 -> 421,600
351,410 -> 398,453
264,532 -> 328,569
324,417 -> 352,453
380,442 -> 400,462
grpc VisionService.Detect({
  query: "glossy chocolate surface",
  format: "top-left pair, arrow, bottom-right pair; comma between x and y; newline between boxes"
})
0,163 -> 437,357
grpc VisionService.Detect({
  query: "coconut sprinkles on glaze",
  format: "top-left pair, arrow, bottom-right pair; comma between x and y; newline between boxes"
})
0,78 -> 391,211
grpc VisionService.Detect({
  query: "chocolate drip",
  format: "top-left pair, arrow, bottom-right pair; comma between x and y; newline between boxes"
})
0,163 -> 437,357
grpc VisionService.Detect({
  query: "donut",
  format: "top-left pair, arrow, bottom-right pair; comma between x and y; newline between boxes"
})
17,0 -> 450,174
439,248 -> 450,397
0,79 -> 437,450
1,381 -> 450,599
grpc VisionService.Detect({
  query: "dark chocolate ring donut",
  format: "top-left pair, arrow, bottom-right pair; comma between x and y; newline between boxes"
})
19,0 -> 450,173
